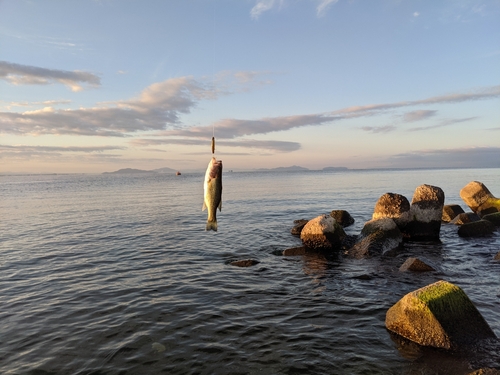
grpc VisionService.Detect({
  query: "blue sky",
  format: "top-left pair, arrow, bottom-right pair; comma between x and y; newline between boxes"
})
1,0 -> 499,173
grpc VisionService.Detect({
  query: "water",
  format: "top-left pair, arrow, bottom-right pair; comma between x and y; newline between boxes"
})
1,168 -> 499,375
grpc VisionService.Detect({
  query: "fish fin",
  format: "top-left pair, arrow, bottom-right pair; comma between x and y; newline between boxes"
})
202,201 -> 207,211
206,220 -> 218,231
218,200 -> 222,211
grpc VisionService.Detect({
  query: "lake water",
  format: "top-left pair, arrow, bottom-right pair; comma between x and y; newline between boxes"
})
1,168 -> 499,375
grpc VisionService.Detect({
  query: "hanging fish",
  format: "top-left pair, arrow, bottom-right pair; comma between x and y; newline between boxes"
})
202,157 -> 223,231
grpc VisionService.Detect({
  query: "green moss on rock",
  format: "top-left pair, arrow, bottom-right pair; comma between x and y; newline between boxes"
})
386,280 -> 496,350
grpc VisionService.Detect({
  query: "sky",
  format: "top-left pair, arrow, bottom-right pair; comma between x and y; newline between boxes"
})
1,0 -> 499,173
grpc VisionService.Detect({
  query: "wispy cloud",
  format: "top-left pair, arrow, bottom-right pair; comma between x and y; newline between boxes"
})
0,99 -> 72,110
0,144 -> 125,160
250,0 -> 339,19
131,137 -> 300,153
408,116 -> 478,131
361,125 -> 397,133
403,109 -> 437,122
0,71 -> 272,137
155,84 -> 500,140
385,147 -> 500,169
317,0 -> 339,17
251,0 -> 283,19
0,61 -> 100,92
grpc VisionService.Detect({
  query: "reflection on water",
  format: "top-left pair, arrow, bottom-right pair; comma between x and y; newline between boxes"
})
0,169 -> 499,374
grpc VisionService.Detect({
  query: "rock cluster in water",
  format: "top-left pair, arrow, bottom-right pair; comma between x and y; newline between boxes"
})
288,181 -> 500,256
284,180 -> 500,354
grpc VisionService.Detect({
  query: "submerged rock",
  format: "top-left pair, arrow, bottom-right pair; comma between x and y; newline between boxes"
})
330,210 -> 355,228
346,218 -> 403,259
458,220 -> 495,237
300,214 -> 346,251
494,251 -> 500,261
230,259 -> 260,267
372,193 -> 411,229
482,212 -> 500,226
291,219 -> 309,236
405,184 -> 445,241
460,181 -> 500,217
450,212 -> 481,225
399,257 -> 436,272
442,204 -> 465,222
385,280 -> 496,350
282,246 -> 307,256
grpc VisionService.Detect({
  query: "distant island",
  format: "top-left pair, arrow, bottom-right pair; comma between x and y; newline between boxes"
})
103,167 -> 177,174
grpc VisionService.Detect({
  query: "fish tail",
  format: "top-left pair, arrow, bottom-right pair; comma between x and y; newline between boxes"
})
206,220 -> 218,232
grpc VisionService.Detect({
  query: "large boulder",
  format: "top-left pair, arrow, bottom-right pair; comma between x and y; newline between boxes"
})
460,181 -> 500,217
385,280 -> 496,350
404,184 -> 445,241
330,210 -> 355,228
300,214 -> 346,251
458,220 -> 496,237
442,204 -> 465,222
372,193 -> 411,230
346,218 -> 403,258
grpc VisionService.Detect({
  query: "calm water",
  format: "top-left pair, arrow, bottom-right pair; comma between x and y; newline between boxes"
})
1,168 -> 499,375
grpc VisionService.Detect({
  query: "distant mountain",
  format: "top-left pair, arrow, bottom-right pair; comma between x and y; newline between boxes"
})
103,167 -> 178,174
257,165 -> 309,172
322,166 -> 349,171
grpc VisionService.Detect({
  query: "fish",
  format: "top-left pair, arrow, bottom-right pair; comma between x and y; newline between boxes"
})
202,157 -> 223,231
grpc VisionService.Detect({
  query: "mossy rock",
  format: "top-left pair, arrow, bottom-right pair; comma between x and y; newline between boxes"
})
482,212 -> 500,226
458,220 -> 495,237
386,280 -> 496,350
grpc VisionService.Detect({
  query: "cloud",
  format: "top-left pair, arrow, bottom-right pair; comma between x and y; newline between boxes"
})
317,0 -> 339,17
385,147 -> 500,169
408,117 -> 478,131
361,125 -> 397,133
0,61 -> 100,92
0,99 -> 72,110
251,0 -> 283,19
0,72 -> 271,137
153,84 -> 500,140
403,110 -> 437,122
131,137 -> 300,153
0,144 -> 125,160
413,12 -> 420,17
250,0 -> 340,19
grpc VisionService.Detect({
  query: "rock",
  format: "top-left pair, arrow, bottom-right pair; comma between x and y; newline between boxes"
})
450,212 -> 481,225
460,181 -> 500,217
346,218 -> 403,258
458,220 -> 495,237
282,246 -> 307,256
385,280 -> 496,350
404,184 -> 445,241
291,219 -> 309,236
442,204 -> 465,222
372,193 -> 411,229
230,259 -> 260,267
467,369 -> 500,375
482,212 -> 500,226
330,210 -> 355,227
300,214 -> 346,251
495,251 -> 500,261
399,257 -> 436,272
